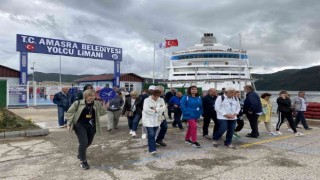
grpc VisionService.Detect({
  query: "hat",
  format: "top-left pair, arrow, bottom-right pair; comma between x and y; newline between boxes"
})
148,85 -> 156,90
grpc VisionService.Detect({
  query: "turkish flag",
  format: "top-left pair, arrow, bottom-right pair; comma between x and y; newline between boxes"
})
165,39 -> 178,48
25,43 -> 35,51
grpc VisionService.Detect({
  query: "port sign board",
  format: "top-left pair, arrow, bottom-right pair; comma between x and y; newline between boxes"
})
16,34 -> 122,87
16,34 -> 122,61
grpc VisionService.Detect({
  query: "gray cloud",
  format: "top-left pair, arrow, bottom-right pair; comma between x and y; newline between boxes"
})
0,0 -> 320,78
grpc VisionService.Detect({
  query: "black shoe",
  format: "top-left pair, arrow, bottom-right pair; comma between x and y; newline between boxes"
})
185,140 -> 193,145
246,134 -> 258,138
192,142 -> 201,148
156,140 -> 167,147
80,161 -> 90,170
305,128 -> 312,130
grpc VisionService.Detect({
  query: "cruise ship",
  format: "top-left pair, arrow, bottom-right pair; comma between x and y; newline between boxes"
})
166,33 -> 254,91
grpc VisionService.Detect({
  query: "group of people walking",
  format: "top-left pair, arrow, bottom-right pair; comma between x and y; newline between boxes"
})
52,84 -> 310,170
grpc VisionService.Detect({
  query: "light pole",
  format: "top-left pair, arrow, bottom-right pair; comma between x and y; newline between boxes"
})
59,56 -> 62,87
30,62 -> 36,104
31,62 -> 36,83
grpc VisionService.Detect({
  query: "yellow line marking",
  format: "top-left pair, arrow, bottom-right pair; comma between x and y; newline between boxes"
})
240,131 -> 317,148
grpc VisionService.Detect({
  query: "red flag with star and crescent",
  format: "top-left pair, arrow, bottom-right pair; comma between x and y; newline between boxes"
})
165,39 -> 178,48
25,43 -> 35,51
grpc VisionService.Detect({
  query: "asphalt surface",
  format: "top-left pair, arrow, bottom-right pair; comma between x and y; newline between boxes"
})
1,107 -> 320,179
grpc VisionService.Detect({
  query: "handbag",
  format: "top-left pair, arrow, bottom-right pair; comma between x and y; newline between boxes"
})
125,111 -> 134,117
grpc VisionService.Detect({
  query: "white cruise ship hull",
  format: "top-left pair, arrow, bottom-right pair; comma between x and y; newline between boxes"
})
166,33 -> 254,91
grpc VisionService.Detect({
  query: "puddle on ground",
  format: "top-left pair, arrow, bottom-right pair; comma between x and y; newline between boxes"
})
177,156 -> 246,169
267,157 -> 304,167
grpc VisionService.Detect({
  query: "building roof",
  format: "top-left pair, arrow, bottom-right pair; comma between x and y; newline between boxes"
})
74,73 -> 144,82
0,65 -> 20,78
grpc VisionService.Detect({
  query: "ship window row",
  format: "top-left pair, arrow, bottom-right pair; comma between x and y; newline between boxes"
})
173,73 -> 245,76
174,67 -> 245,72
171,53 -> 248,60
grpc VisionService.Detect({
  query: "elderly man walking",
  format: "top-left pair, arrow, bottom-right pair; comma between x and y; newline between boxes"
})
294,91 -> 312,130
202,88 -> 218,139
243,85 -> 262,138
53,87 -> 75,128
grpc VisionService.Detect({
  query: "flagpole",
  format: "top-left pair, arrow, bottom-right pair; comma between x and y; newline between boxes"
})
153,41 -> 155,84
163,45 -> 166,81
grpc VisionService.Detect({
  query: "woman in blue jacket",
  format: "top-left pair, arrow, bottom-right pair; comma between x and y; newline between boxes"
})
180,86 -> 203,148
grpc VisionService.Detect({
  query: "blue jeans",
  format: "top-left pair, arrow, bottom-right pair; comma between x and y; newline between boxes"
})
127,116 -> 134,130
212,119 -> 236,146
132,114 -> 141,131
156,120 -> 167,142
295,111 -> 309,129
146,127 -> 159,152
57,106 -> 67,126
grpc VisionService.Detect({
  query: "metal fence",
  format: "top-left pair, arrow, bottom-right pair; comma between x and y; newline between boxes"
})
7,82 -> 83,107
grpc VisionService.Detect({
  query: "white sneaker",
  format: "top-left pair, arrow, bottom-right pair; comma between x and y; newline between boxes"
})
295,132 -> 304,136
129,130 -> 133,135
268,132 -> 278,136
141,133 -> 147,139
131,131 -> 137,137
276,131 -> 282,135
287,129 -> 294,132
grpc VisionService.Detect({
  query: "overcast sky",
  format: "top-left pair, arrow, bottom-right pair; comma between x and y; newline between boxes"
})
1,0 -> 320,78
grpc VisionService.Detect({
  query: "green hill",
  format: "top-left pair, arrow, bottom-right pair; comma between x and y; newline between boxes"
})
28,72 -> 93,83
252,66 -> 320,91
29,65 -> 320,91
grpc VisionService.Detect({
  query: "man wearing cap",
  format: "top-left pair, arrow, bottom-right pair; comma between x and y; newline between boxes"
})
106,91 -> 124,132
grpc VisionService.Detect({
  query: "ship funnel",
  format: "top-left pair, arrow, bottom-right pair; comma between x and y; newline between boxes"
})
201,33 -> 217,44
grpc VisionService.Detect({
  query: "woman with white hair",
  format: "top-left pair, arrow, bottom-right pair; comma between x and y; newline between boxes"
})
66,89 -> 107,170
212,87 -> 240,148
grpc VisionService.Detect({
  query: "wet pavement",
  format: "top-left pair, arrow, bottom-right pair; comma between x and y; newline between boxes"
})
1,107 -> 320,179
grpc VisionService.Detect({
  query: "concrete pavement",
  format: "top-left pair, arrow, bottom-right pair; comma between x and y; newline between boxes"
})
1,107 -> 320,179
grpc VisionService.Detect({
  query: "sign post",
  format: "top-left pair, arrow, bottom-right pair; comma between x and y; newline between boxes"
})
16,34 -> 122,87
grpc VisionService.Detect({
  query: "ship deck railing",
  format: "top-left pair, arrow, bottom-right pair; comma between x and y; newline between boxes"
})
173,49 -> 247,55
159,77 -> 256,84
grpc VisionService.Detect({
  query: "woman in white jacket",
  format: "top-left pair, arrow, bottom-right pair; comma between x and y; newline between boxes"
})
142,89 -> 166,156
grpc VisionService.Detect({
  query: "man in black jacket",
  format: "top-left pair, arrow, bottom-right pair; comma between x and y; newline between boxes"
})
165,88 -> 176,119
243,85 -> 262,138
53,87 -> 75,128
202,88 -> 218,139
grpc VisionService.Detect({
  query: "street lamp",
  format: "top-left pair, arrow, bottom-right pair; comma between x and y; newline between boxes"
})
30,62 -> 36,83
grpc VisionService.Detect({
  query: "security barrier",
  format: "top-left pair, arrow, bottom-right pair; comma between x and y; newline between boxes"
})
305,102 -> 320,119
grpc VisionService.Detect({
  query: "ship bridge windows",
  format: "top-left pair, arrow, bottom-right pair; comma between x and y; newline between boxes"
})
173,73 -> 246,77
171,53 -> 248,60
